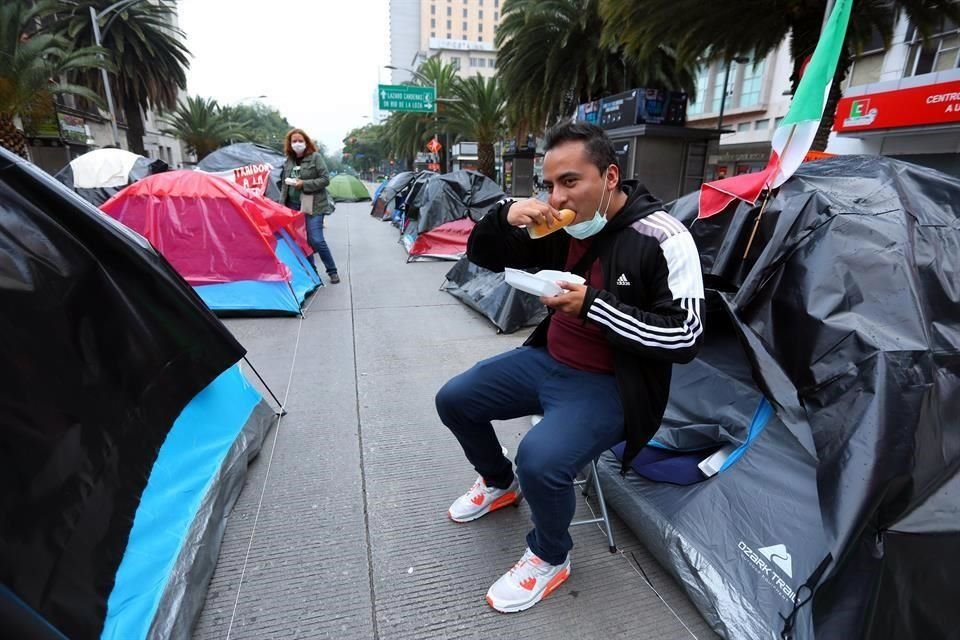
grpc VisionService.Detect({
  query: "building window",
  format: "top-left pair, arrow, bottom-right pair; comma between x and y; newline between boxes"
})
447,32 -> 451,38
755,119 -> 769,130
431,31 -> 435,37
447,6 -> 451,15
490,58 -> 496,69
738,58 -> 764,108
451,56 -> 461,69
478,58 -> 487,68
469,57 -> 478,67
446,19 -> 451,28
479,9 -> 483,18
737,122 -> 751,132
478,34 -> 483,41
687,64 -> 710,115
494,0 -> 498,5
463,7 -> 467,17
906,18 -> 960,76
431,18 -> 435,27
462,21 -> 467,30
848,52 -> 884,87
431,4 -> 435,14
774,116 -> 784,128
710,64 -> 729,114
478,23 -> 483,32
494,11 -> 498,20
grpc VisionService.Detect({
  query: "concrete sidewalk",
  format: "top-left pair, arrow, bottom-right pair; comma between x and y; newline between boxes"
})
193,202 -> 718,640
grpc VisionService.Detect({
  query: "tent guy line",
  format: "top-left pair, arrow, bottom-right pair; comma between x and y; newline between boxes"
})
223,292 -> 317,640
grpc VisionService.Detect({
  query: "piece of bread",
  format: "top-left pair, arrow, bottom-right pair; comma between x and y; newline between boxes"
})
527,208 -> 577,239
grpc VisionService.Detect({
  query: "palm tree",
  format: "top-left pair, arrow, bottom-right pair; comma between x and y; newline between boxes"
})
448,74 -> 506,179
600,0 -> 960,150
160,96 -> 247,160
53,0 -> 189,155
496,0 -> 696,140
0,0 -> 109,157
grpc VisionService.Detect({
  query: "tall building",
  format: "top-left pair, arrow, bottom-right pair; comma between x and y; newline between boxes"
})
390,0 -> 504,81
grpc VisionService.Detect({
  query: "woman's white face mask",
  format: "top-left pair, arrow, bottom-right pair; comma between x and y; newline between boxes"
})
291,141 -> 307,154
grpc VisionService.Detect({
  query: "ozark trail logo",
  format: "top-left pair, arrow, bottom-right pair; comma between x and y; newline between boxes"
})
738,540 -> 796,603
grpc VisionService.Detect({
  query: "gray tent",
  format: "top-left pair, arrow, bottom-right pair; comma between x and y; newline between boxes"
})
196,143 -> 285,201
597,155 -> 960,640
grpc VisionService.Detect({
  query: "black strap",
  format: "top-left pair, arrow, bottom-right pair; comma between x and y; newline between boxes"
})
780,553 -> 833,640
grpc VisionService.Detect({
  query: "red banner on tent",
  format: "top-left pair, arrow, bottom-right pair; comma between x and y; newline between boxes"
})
230,163 -> 273,196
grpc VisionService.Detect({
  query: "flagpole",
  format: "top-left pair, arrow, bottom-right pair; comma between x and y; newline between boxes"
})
821,0 -> 836,33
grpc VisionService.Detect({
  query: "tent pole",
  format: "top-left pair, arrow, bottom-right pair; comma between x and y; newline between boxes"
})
243,356 -> 287,415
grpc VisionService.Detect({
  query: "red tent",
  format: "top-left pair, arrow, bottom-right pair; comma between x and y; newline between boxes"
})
100,170 -> 310,285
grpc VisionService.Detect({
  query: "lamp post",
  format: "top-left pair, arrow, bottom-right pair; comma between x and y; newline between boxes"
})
384,64 -> 461,172
85,0 -> 151,146
716,56 -> 751,133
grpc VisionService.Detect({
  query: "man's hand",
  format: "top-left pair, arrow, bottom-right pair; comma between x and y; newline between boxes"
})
506,198 -> 563,229
541,282 -> 587,316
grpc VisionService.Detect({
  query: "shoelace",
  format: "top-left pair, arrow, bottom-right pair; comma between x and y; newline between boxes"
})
507,550 -> 548,585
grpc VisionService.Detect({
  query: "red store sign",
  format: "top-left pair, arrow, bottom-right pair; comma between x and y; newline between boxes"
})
834,80 -> 960,133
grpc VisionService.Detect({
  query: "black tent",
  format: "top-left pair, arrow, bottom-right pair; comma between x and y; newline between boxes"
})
371,171 -> 416,219
196,142 -> 285,201
0,148 -> 274,639
401,170 -> 504,260
596,155 -> 960,639
442,256 -> 547,333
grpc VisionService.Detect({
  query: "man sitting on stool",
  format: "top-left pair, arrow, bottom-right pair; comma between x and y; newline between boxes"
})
435,121 -> 705,613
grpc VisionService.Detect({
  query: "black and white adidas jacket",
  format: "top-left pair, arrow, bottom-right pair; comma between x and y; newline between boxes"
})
467,182 -> 705,472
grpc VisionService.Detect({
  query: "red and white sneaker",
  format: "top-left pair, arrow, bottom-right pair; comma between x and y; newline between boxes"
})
447,476 -> 522,523
485,548 -> 571,613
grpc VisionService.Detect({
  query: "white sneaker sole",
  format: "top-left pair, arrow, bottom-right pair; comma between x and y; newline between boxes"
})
447,491 -> 522,523
485,564 -> 572,613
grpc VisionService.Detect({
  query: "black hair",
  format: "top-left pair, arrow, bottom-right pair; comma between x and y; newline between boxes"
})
543,120 -> 619,179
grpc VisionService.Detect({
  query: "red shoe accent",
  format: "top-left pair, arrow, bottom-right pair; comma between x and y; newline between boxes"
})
540,567 -> 570,600
487,491 -> 519,511
471,493 -> 485,506
519,576 -> 537,591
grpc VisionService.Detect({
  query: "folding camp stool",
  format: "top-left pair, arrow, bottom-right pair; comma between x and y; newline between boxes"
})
530,415 -> 617,553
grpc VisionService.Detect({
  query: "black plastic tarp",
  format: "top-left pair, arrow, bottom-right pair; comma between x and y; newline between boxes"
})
599,155 -> 960,639
196,142 -> 285,201
0,148 -> 245,638
406,170 -> 504,233
443,256 -> 547,333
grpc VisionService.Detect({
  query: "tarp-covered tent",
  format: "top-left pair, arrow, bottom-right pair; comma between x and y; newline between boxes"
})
54,148 -> 167,207
100,170 -> 320,315
442,256 -> 547,333
0,147 -> 275,640
371,171 -> 416,219
328,173 -> 371,202
401,170 -> 504,261
595,155 -> 960,640
196,142 -> 285,200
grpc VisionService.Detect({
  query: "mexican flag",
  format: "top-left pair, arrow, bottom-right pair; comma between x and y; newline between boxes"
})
698,0 -> 854,218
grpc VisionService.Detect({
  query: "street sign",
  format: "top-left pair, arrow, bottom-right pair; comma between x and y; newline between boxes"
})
378,84 -> 436,113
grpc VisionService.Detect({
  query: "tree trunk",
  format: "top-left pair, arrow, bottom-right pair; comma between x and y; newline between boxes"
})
478,142 -> 496,180
0,114 -> 29,159
122,97 -> 146,155
812,47 -> 853,152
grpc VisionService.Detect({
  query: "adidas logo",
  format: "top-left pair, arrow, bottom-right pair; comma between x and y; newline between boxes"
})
616,273 -> 631,286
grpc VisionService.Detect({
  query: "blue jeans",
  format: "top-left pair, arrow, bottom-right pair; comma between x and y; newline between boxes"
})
304,213 -> 338,276
435,346 -> 624,565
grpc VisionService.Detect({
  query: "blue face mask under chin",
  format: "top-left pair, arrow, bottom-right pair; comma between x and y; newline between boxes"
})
565,172 -> 612,240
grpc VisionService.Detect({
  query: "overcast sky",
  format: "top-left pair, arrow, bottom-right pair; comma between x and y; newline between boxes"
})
178,0 -> 390,153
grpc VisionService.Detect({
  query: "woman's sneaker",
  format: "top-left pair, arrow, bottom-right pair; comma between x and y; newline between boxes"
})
447,476 -> 521,523
486,548 -> 571,613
